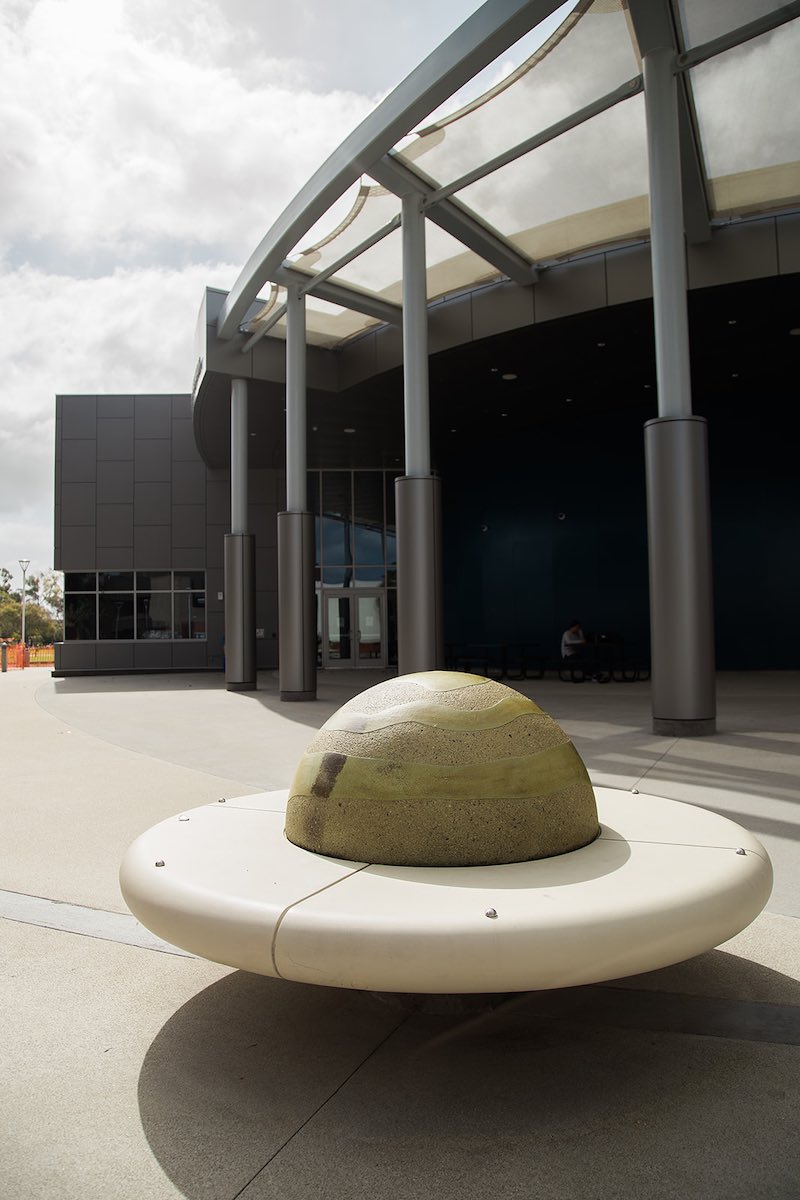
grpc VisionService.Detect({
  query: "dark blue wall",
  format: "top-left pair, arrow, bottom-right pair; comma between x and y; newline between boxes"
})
438,393 -> 799,670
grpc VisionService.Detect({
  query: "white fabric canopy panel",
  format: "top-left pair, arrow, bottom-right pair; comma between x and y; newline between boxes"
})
240,0 -> 798,350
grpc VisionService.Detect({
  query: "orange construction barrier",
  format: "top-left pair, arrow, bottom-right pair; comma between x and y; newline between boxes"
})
0,643 -> 55,670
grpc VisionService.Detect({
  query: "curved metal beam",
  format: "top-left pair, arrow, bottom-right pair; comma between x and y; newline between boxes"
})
217,0 -> 564,338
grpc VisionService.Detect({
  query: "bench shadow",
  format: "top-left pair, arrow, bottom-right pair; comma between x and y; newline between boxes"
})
138,949 -> 800,1200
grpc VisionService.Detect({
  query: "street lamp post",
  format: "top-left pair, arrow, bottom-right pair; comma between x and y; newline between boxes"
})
19,559 -> 30,655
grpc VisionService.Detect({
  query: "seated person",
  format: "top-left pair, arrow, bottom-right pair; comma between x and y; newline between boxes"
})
561,619 -> 587,659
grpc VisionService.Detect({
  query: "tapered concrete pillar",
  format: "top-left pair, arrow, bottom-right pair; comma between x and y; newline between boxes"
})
278,511 -> 316,700
279,286 -> 317,700
225,377 -> 256,690
397,194 -> 443,675
396,474 -> 443,675
642,44 -> 715,734
645,417 -> 715,735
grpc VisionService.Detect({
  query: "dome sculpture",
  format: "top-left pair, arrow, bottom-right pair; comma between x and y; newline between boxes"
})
285,671 -> 599,866
120,671 -> 772,994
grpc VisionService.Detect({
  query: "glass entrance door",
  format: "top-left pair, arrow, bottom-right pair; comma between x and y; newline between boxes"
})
322,590 -> 386,669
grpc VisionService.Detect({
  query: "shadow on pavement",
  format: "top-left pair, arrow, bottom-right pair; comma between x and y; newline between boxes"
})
138,955 -> 800,1200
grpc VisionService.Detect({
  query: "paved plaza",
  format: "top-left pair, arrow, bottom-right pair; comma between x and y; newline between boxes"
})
2,667 -> 799,1199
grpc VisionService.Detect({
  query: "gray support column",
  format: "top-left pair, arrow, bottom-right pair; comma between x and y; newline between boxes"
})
645,418 -> 715,735
396,474 -> 443,675
397,194 -> 442,675
225,377 -> 256,690
643,46 -> 715,734
279,286 -> 317,700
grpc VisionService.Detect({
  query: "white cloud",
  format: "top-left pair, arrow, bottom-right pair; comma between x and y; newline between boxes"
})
0,0 -> 487,576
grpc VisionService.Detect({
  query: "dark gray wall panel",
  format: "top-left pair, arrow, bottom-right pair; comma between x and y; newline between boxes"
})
171,395 -> 192,419
61,482 -> 96,527
97,419 -> 134,461
472,281 -> 534,341
97,504 -> 133,547
257,591 -> 279,645
96,643 -> 135,670
56,643 -> 97,671
172,641 -> 208,668
97,396 -> 134,418
777,213 -> 800,274
172,460 -> 206,504
249,469 -> 278,504
134,642 -> 173,669
135,395 -> 172,438
375,325 -> 403,374
134,481 -> 171,526
206,526 -> 227,569
255,546 -> 278,589
97,460 -> 134,503
251,505 -> 276,546
172,504 -> 205,548
171,418 -> 198,461
61,395 -> 97,439
207,478 -> 230,524
688,220 -> 778,289
429,293 -> 472,355
96,547 -> 133,569
134,525 -> 171,568
61,439 -> 97,483
172,547 -> 206,569
338,332 -> 378,390
134,439 -> 170,481
606,244 -> 653,307
61,526 -> 95,566
535,257 -> 607,323
206,568 -> 224,609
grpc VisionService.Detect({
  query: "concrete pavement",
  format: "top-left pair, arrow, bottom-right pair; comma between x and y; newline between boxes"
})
2,667 -> 799,1199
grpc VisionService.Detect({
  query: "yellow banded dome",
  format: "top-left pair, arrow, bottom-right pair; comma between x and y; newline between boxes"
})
285,671 -> 599,867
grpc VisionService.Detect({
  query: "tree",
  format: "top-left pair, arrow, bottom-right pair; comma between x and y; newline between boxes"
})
0,566 -> 18,599
25,574 -> 41,604
0,592 -> 19,638
41,570 -> 64,620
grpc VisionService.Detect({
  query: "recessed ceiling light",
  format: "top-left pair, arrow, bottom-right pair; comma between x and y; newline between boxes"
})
596,341 -> 606,348
311,425 -> 318,431
565,397 -> 573,403
501,412 -> 508,417
343,427 -> 356,433
502,373 -> 517,381
450,428 -> 457,433
643,384 -> 652,389
249,432 -> 256,437
731,373 -> 739,379
790,328 -> 800,337
490,367 -> 499,373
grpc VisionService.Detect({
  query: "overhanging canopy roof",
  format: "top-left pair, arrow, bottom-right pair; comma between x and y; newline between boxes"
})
218,0 -> 800,352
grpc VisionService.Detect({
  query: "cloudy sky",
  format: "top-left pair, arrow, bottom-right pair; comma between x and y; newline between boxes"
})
0,0 -> 500,584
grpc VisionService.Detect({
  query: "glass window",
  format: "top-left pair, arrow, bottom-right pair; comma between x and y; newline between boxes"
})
136,592 -> 172,639
136,570 -> 171,591
174,571 -> 205,591
174,592 -> 206,640
353,472 -> 384,565
64,594 -> 96,639
321,567 -> 353,587
354,567 -> 384,586
308,472 -> 321,565
385,473 -> 399,566
63,568 -> 205,641
322,472 -> 352,564
99,571 -> 133,592
99,594 -> 134,640
64,572 -> 96,592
